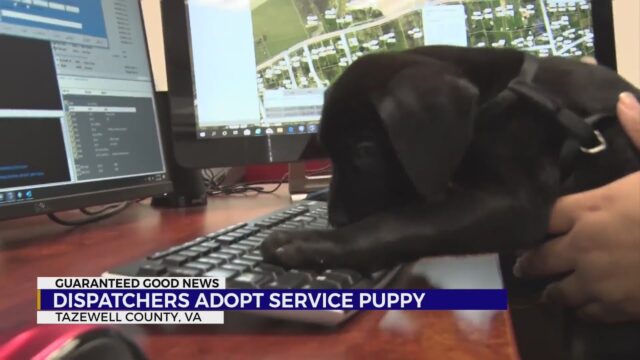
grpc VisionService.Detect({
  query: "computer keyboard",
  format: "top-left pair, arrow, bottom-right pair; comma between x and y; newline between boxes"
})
104,200 -> 400,325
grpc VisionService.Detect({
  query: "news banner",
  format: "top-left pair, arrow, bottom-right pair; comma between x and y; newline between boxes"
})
36,278 -> 508,324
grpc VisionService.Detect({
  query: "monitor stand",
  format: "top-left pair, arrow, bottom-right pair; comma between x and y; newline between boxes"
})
151,90 -> 207,208
288,163 -> 331,201
151,165 -> 208,208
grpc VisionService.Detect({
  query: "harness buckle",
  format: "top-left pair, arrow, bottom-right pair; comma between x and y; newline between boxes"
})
580,130 -> 607,154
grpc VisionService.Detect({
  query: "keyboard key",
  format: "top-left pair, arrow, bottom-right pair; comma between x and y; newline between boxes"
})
232,258 -> 258,269
222,263 -> 248,273
243,225 -> 260,233
238,236 -> 265,246
264,272 -> 311,289
230,244 -> 253,252
177,250 -> 200,260
208,252 -> 236,262
199,256 -> 226,267
216,235 -> 237,244
189,245 -> 211,252
227,272 -> 272,289
234,228 -> 254,237
201,241 -> 221,251
243,254 -> 263,262
238,239 -> 260,248
163,254 -> 189,267
284,221 -> 306,228
255,220 -> 275,228
188,246 -> 212,256
184,261 -> 214,272
168,267 -> 202,277
204,268 -> 238,279
220,248 -> 245,257
249,234 -> 268,241
291,215 -> 316,223
227,231 -> 248,240
147,243 -> 189,260
137,262 -> 166,276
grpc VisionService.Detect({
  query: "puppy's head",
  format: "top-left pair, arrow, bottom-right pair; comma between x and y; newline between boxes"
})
319,52 -> 478,227
320,86 -> 417,228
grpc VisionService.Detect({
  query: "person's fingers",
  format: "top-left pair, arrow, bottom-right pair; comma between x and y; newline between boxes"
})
618,92 -> 640,150
542,275 -> 592,308
580,56 -> 598,65
513,235 -> 575,278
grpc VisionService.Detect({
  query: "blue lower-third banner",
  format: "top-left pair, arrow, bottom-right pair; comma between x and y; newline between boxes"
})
39,289 -> 508,311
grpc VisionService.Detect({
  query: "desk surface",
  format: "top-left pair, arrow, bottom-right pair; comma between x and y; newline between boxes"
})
0,186 -> 519,360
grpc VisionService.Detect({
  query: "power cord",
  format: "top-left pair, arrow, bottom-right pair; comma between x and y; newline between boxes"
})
79,203 -> 125,216
202,165 -> 332,197
47,202 -> 132,226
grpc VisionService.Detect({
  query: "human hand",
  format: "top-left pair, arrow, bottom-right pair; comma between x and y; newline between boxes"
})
618,92 -> 640,149
513,92 -> 640,323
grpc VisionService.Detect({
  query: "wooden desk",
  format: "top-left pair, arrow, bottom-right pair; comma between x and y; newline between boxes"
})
0,187 -> 519,359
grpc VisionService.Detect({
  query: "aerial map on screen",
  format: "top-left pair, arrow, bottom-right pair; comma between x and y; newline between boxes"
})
188,0 -> 594,136
251,0 -> 593,91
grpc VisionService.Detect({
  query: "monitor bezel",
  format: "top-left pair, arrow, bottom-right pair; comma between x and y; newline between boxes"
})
162,0 -> 327,169
0,0 -> 173,221
592,0 -> 617,71
162,0 -> 618,169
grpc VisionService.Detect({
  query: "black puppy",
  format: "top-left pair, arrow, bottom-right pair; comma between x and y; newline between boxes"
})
262,46 -> 640,272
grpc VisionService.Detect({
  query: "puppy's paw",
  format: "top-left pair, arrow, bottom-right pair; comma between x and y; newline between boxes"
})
261,230 -> 349,270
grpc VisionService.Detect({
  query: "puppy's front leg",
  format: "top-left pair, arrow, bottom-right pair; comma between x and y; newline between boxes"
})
261,188 -> 553,272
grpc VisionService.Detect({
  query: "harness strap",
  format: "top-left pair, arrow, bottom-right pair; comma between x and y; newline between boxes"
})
481,53 -> 613,180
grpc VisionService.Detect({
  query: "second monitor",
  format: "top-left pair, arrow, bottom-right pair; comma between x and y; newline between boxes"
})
162,0 -> 610,169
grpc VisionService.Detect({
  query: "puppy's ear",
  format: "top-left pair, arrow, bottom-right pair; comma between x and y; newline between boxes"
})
373,67 -> 478,201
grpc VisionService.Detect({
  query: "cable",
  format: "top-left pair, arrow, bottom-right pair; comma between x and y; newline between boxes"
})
79,203 -> 124,216
205,165 -> 332,197
207,173 -> 288,197
47,202 -> 132,226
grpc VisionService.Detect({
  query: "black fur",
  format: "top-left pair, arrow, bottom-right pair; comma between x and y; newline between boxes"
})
261,46 -> 640,272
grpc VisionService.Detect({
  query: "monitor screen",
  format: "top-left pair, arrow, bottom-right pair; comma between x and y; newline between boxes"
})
0,0 -> 169,217
186,0 -> 596,140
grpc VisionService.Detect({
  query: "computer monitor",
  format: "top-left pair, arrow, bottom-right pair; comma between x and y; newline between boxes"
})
162,0 -> 616,169
0,0 -> 172,221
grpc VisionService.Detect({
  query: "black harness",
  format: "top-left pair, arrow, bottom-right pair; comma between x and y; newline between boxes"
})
481,54 -> 613,180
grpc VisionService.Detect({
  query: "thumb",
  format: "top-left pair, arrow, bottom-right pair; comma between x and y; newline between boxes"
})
618,92 -> 640,150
